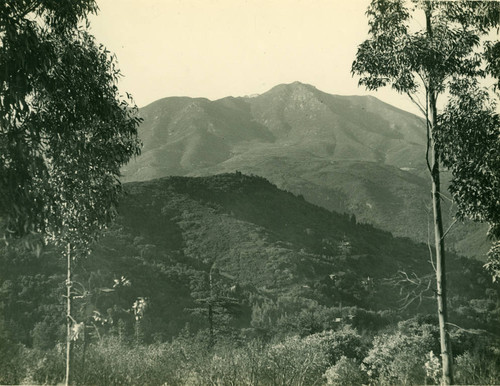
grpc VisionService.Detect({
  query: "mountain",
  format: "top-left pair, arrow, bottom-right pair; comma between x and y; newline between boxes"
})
122,82 -> 490,258
2,174 -> 497,346
124,82 -> 427,180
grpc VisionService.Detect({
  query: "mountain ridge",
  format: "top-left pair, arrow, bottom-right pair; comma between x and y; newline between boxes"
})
125,81 -> 427,180
122,82 -> 489,259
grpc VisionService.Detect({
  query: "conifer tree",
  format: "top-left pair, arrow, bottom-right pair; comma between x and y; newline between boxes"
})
189,262 -> 240,348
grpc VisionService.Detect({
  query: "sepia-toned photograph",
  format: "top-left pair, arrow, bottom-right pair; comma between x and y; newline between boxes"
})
1,0 -> 499,384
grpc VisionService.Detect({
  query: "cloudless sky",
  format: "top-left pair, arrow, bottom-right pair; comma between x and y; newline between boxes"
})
89,0 -> 421,114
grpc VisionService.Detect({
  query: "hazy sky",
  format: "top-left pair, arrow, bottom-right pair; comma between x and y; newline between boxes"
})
89,0 -> 421,114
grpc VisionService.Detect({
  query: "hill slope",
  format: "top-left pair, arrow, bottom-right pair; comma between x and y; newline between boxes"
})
123,82 -> 427,181
122,82 -> 489,258
2,174 -> 497,347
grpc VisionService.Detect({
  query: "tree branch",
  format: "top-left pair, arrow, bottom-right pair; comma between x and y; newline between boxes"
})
442,219 -> 458,240
406,92 -> 427,116
436,189 -> 453,203
385,271 -> 434,311
446,322 -> 491,336
424,85 -> 432,174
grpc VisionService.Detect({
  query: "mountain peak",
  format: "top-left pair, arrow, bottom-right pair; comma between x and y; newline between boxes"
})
289,80 -> 315,88
266,81 -> 317,94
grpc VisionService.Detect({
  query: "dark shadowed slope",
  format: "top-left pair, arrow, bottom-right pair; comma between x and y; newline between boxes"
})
2,174 -> 497,346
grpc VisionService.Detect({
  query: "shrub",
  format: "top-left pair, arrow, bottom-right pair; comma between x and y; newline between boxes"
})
183,345 -> 261,386
363,322 -> 439,385
320,326 -> 368,363
0,342 -> 27,385
73,337 -> 185,385
455,350 -> 500,385
424,350 -> 441,385
324,356 -> 367,385
261,334 -> 330,385
21,345 -> 65,385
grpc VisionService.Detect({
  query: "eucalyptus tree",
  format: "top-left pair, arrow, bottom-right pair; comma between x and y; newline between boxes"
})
352,1 -> 499,384
1,2 -> 142,384
436,34 -> 500,282
437,79 -> 500,282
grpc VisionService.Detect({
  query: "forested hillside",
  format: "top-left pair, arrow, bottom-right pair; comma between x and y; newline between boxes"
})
122,82 -> 490,259
1,173 -> 499,384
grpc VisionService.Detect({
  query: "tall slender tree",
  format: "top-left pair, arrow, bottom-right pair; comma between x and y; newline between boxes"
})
352,1 -> 499,384
189,262 -> 240,348
1,2 -> 142,384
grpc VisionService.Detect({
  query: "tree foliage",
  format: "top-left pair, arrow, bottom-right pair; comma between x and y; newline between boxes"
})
0,0 -> 142,246
352,1 -> 498,98
363,319 -> 440,385
436,78 -> 500,280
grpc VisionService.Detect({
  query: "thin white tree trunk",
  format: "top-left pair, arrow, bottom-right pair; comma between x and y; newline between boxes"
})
65,242 -> 73,386
428,89 -> 453,385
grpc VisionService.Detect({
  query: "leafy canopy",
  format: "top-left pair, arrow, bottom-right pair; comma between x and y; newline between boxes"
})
436,78 -> 500,280
0,1 -> 142,248
352,0 -> 499,95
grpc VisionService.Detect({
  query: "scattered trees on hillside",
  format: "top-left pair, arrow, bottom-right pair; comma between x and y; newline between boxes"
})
353,1 -> 499,383
0,1 -> 142,384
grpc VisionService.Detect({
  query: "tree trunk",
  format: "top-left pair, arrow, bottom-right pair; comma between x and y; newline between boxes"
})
65,243 -> 74,386
135,319 -> 141,345
428,89 -> 454,385
208,302 -> 214,348
81,324 -> 87,384
208,267 -> 214,348
425,6 -> 453,383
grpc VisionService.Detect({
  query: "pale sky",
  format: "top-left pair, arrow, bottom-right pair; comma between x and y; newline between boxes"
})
89,0 -> 421,114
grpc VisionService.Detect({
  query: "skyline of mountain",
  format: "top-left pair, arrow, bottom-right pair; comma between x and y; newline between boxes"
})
122,81 -> 489,259
123,82 -> 427,181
